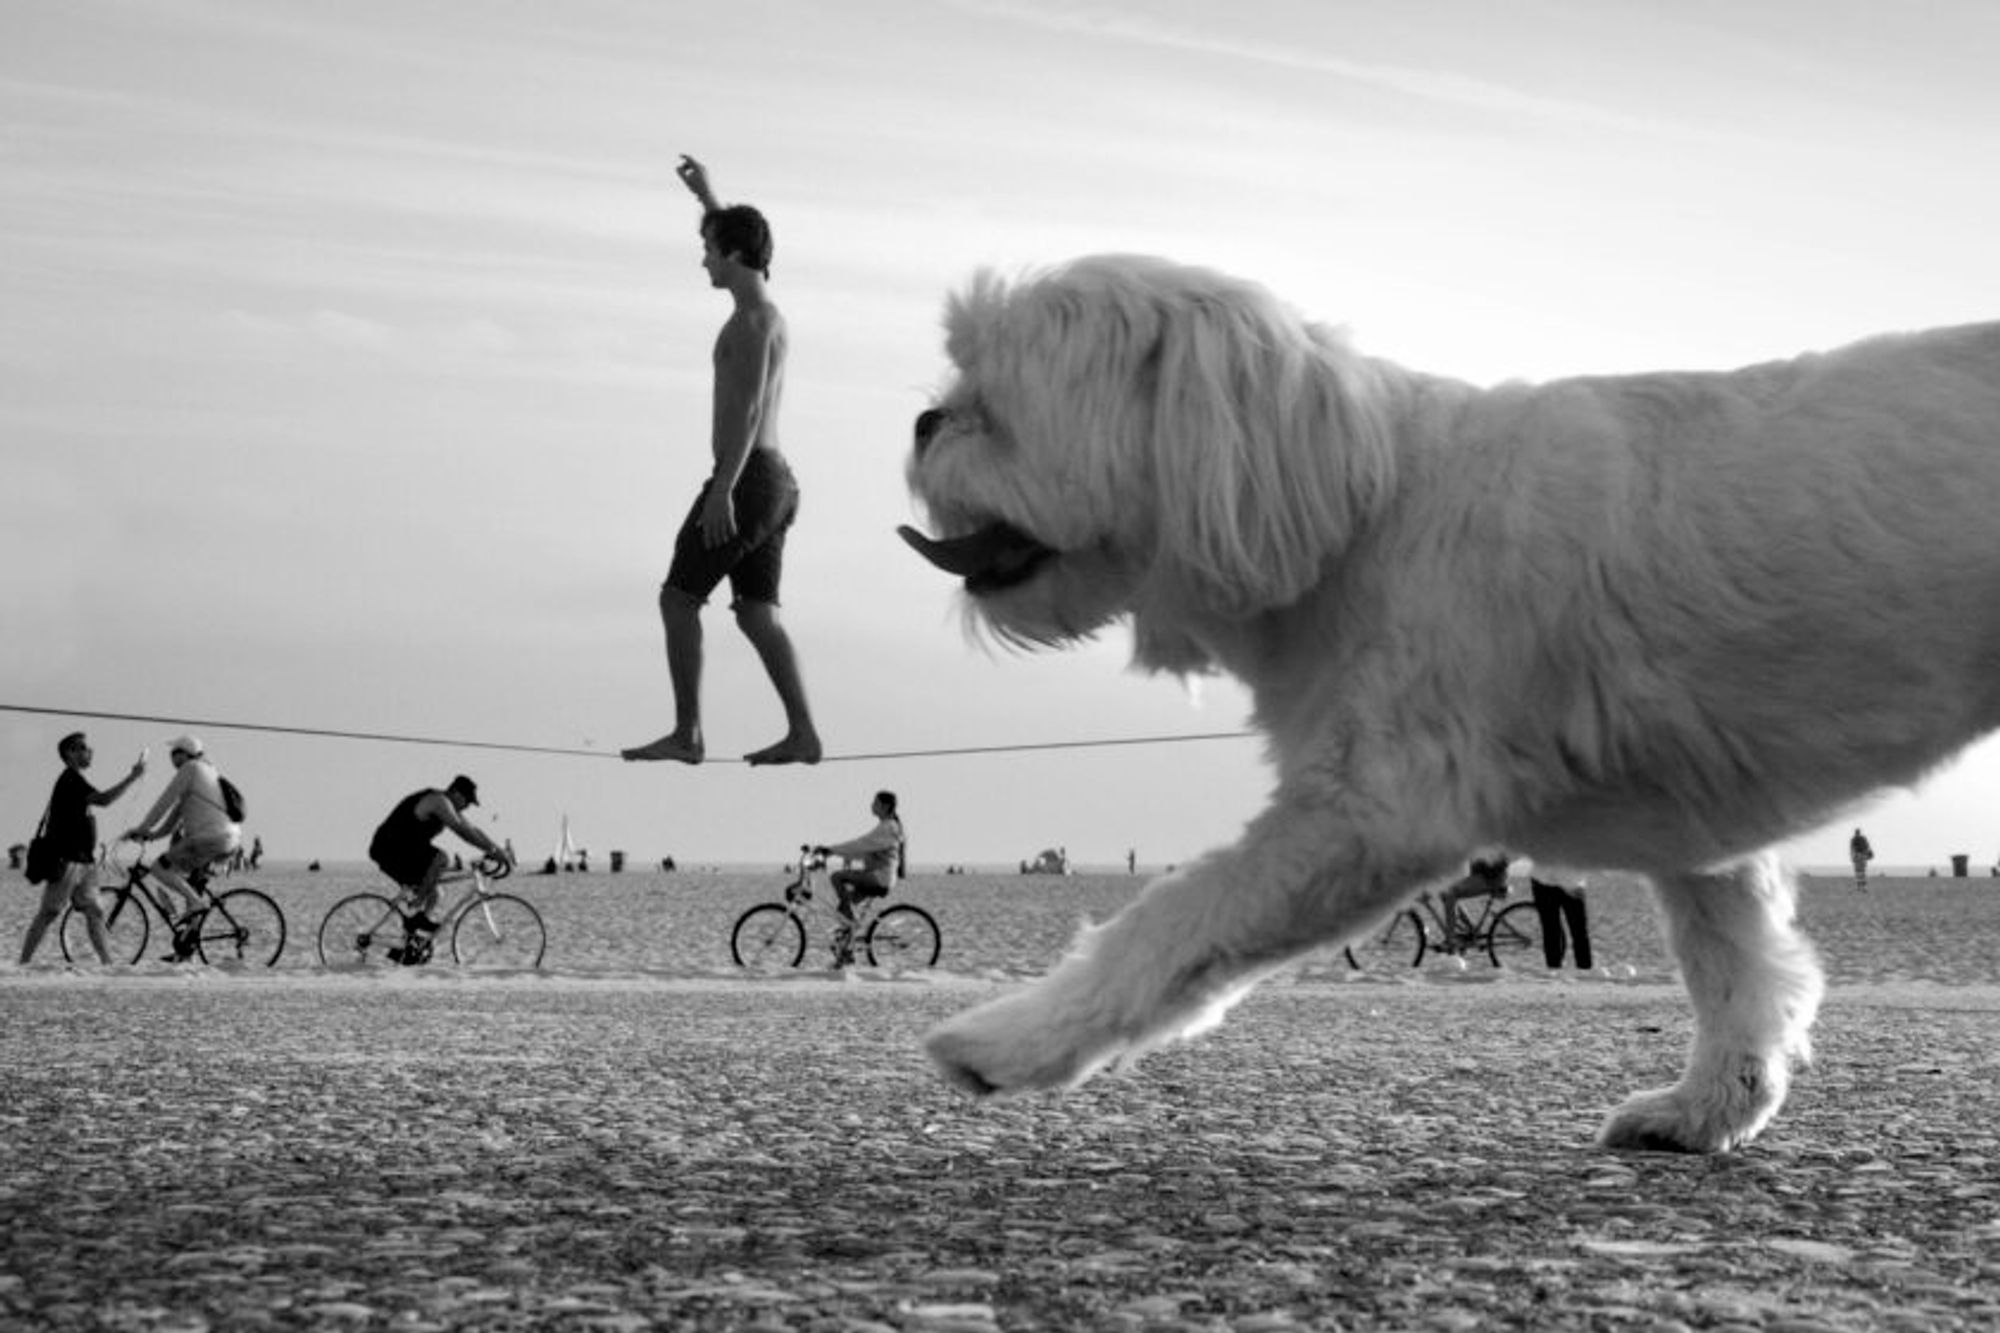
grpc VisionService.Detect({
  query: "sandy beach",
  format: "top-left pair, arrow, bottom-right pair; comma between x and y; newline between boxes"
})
4,867 -> 1998,1330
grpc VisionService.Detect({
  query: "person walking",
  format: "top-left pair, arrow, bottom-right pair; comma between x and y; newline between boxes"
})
19,732 -> 146,964
1849,828 -> 1874,891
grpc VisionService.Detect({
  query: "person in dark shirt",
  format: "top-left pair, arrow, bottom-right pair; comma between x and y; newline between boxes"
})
367,775 -> 506,934
19,731 -> 147,964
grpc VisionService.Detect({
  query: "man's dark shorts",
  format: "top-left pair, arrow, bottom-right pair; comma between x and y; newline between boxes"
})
372,847 -> 440,892
666,449 -> 800,607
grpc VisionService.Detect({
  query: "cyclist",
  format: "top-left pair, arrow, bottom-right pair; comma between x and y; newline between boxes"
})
368,775 -> 508,956
19,731 -> 147,965
1434,855 -> 1511,952
122,735 -> 239,954
815,790 -> 905,963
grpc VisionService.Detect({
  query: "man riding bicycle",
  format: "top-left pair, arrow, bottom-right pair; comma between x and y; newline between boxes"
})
122,735 -> 239,954
368,775 -> 508,950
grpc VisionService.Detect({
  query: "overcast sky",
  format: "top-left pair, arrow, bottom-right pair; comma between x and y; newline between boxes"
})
7,0 -> 1999,871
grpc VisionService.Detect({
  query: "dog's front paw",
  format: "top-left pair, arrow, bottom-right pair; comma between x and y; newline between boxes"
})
1598,1064 -> 1784,1154
924,987 -> 1119,1096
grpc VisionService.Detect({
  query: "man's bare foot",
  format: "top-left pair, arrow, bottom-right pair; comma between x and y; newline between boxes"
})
745,732 -> 823,766
621,732 -> 704,763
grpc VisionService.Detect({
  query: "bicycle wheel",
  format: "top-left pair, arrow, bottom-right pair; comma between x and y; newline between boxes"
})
317,892 -> 407,970
1345,908 -> 1428,970
451,893 -> 546,969
730,903 -> 805,970
59,886 -> 150,965
866,904 -> 941,969
1486,901 -> 1543,968
194,888 -> 287,967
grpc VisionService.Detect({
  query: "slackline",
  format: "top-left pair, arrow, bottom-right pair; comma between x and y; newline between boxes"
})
0,703 -> 1253,764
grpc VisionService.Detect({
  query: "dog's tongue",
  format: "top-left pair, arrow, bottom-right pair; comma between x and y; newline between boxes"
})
898,523 -> 1051,589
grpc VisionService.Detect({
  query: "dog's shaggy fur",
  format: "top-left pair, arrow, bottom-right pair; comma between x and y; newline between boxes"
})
900,254 -> 2000,1152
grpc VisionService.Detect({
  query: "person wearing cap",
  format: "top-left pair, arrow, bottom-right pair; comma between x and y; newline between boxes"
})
367,776 -> 507,933
20,731 -> 148,964
123,735 -> 239,929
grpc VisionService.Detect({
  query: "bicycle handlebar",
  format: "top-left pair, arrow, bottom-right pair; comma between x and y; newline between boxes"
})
478,852 -> 513,881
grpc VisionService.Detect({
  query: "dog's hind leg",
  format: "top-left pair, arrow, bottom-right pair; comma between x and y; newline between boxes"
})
1599,854 -> 1824,1153
926,801 -> 1452,1095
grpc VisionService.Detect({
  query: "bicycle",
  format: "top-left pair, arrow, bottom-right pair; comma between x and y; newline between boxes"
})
1344,881 -> 1540,970
730,845 -> 941,972
316,853 -> 545,970
59,841 -> 287,967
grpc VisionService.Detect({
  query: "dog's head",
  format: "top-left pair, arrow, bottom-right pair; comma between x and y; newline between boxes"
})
900,255 -> 1394,670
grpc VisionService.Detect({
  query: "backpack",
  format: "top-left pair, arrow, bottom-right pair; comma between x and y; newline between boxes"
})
218,774 -> 247,823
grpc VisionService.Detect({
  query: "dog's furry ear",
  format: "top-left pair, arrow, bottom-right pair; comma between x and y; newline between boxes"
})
1148,279 -> 1394,615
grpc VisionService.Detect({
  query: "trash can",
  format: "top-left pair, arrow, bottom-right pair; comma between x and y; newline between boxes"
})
610,850 -> 625,873
1951,853 -> 1969,877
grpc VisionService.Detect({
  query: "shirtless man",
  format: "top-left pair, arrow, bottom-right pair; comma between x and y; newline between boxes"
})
625,154 -> 822,767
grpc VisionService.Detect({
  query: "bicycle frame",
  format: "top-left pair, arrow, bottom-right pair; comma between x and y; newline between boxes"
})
785,849 -> 887,936
94,853 -> 175,934
384,861 -> 510,932
1419,886 -> 1509,947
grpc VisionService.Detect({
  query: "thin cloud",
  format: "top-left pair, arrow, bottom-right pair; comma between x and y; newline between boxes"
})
949,0 -> 1666,133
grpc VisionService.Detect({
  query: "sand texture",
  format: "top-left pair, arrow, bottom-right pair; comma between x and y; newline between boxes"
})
3,867 -> 1998,1330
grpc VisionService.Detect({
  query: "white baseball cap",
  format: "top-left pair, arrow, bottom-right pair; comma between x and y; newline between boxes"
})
166,734 -> 204,758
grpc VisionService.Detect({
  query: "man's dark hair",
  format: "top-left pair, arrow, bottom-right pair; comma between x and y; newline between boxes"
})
58,731 -> 86,757
875,790 -> 898,816
702,204 -> 774,278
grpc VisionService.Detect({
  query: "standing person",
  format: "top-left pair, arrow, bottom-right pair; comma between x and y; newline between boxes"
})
1529,874 -> 1594,971
122,735 -> 239,936
817,791 -> 905,965
19,732 -> 147,964
624,153 -> 821,768
1849,828 -> 1873,891
368,775 -> 507,936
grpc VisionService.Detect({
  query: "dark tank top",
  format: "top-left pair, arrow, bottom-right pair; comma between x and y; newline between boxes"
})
369,788 -> 444,862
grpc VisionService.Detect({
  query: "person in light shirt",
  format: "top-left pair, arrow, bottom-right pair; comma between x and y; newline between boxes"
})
123,734 -> 239,928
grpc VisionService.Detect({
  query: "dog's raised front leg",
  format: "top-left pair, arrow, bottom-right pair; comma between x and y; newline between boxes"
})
925,801 -> 1450,1095
1600,854 -> 1824,1153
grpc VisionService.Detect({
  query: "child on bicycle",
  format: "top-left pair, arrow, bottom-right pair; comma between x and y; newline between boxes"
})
368,775 -> 508,957
1434,855 -> 1512,952
815,790 -> 904,963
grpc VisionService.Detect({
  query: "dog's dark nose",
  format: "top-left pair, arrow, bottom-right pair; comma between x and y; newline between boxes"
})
914,407 -> 944,456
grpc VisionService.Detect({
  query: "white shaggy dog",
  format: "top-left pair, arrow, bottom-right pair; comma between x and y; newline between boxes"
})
899,254 -> 2000,1153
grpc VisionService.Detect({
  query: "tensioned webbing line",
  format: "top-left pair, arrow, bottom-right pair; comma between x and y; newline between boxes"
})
0,703 -> 1253,763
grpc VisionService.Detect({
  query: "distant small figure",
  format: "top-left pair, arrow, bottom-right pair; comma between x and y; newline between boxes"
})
247,835 -> 264,870
1436,856 -> 1511,951
1849,827 -> 1874,891
1127,848 -> 1137,874
660,856 -> 677,872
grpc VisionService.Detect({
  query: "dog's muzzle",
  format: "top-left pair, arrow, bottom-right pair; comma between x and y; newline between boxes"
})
898,522 -> 1055,594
